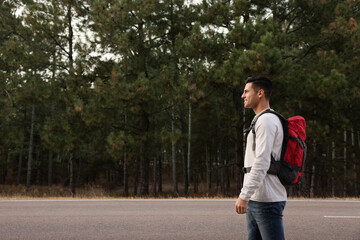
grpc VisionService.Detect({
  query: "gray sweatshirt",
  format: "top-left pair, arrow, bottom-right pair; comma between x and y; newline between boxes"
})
239,109 -> 287,202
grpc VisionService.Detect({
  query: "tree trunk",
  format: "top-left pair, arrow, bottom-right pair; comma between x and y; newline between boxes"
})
48,105 -> 55,187
48,22 -> 56,185
139,144 -> 149,197
171,106 -> 178,197
225,147 -> 230,194
1,153 -> 8,184
352,129 -> 357,197
17,110 -> 26,185
187,99 -> 192,189
5,154 -> 9,183
139,110 -> 149,197
182,146 -> 188,196
77,157 -> 82,187
309,141 -> 316,198
194,174 -> 198,194
69,153 -> 76,196
123,146 -> 128,197
17,140 -> 24,185
123,110 -> 128,197
66,3 -> 75,198
206,143 -> 211,196
36,146 -> 41,186
48,150 -> 53,187
343,130 -> 347,197
354,130 -> 359,197
179,108 -> 188,196
67,4 -> 74,70
218,118 -> 225,197
233,87 -> 244,194
26,105 -> 36,191
133,157 -> 138,196
331,141 -> 336,197
152,157 -> 157,197
310,165 -> 316,198
169,0 -> 179,198
158,150 -> 163,193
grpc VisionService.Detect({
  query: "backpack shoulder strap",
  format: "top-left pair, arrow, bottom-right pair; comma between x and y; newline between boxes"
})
245,109 -> 273,151
263,110 -> 289,162
247,109 -> 278,132
246,109 -> 288,156
264,110 -> 287,128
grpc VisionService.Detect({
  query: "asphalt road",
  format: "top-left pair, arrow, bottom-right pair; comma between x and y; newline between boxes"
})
0,199 -> 359,240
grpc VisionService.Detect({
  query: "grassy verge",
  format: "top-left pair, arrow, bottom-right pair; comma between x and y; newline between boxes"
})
0,184 -> 234,200
0,185 -> 121,200
1,185 -> 359,200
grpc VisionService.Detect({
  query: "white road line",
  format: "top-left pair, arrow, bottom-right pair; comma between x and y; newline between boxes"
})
324,216 -> 360,219
289,200 -> 360,203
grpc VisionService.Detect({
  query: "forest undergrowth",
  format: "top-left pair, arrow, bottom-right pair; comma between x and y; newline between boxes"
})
1,185 -> 359,201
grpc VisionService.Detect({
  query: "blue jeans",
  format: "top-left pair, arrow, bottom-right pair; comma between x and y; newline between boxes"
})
246,201 -> 286,240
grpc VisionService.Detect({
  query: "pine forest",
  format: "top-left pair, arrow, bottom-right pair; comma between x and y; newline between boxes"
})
0,0 -> 359,198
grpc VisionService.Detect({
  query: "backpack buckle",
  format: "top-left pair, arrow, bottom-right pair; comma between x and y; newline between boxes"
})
243,167 -> 252,174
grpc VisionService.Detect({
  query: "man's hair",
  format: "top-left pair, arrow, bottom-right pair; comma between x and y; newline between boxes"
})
245,76 -> 272,99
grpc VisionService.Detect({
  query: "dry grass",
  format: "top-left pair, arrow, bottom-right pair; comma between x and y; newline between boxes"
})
1,185 -> 359,200
0,184 -> 236,200
0,185 -> 116,200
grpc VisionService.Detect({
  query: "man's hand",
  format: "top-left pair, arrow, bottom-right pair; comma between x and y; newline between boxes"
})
235,197 -> 248,214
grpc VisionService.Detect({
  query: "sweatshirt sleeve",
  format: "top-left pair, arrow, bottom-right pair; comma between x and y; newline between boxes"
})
239,115 -> 277,201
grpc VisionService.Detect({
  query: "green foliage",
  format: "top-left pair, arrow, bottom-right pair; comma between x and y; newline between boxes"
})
0,0 -> 359,197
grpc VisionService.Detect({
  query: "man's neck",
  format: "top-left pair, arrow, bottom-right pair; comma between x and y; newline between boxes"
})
253,103 -> 270,115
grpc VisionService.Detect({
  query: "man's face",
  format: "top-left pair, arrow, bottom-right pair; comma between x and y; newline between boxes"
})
241,82 -> 259,109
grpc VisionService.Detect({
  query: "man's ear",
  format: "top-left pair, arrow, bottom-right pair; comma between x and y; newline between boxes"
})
257,89 -> 264,98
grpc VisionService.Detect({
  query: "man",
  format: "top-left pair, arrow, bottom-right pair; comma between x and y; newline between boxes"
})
235,76 -> 287,240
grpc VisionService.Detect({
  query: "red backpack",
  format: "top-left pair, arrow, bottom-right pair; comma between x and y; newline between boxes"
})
244,109 -> 307,186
